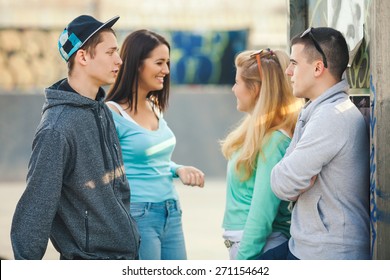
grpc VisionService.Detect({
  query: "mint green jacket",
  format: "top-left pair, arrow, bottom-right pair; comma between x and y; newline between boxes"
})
222,130 -> 291,259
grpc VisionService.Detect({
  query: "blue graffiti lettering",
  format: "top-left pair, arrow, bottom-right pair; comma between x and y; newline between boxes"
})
369,74 -> 377,258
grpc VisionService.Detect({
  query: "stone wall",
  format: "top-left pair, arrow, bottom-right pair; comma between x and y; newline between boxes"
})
0,28 -> 65,91
0,0 -> 286,181
0,0 -> 288,92
0,88 -> 243,181
0,0 -> 288,47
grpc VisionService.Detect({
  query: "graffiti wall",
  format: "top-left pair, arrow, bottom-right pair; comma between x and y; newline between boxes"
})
169,30 -> 248,84
369,75 -> 377,258
0,28 -> 248,92
305,0 -> 370,90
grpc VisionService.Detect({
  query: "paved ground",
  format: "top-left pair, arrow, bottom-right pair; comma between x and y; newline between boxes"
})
0,179 -> 228,260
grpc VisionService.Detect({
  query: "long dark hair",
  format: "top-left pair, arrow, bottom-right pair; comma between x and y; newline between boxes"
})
106,29 -> 171,112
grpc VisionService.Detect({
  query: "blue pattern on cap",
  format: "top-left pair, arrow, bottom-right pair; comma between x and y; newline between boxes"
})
58,29 -> 83,61
58,15 -> 119,62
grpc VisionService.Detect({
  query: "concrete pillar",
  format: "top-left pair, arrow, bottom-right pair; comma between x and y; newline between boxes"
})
287,0 -> 307,43
288,0 -> 390,259
369,0 -> 390,260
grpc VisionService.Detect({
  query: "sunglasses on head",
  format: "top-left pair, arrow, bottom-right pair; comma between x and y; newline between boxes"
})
300,27 -> 328,68
250,48 -> 275,80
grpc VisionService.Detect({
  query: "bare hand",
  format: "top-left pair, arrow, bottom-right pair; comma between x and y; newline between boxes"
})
176,166 -> 205,188
309,175 -> 318,187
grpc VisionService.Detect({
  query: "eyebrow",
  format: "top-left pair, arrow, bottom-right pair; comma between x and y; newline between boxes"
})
107,46 -> 119,52
290,58 -> 298,64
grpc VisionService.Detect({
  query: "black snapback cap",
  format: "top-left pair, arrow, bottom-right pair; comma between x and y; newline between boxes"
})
58,15 -> 119,62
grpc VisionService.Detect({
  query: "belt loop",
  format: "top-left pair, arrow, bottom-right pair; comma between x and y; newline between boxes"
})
146,202 -> 151,211
175,200 -> 180,211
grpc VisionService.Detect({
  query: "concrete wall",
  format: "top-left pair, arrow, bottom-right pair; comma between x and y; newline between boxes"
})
0,1 -> 289,92
0,88 -> 242,182
166,88 -> 243,178
0,0 -> 285,182
369,0 -> 390,260
0,94 -> 44,181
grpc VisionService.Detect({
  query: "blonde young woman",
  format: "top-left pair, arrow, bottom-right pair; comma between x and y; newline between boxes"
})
221,49 -> 302,260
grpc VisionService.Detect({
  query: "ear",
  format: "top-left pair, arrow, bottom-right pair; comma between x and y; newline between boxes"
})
313,60 -> 325,77
253,83 -> 261,98
75,49 -> 88,66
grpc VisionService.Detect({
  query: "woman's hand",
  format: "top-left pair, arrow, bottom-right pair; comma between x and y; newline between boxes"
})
176,166 -> 205,188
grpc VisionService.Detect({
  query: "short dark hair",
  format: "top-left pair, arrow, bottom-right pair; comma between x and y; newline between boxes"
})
106,29 -> 171,113
291,27 -> 349,80
67,27 -> 116,75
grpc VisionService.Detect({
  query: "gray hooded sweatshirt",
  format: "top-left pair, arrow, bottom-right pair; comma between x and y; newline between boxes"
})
271,80 -> 370,259
11,79 -> 140,259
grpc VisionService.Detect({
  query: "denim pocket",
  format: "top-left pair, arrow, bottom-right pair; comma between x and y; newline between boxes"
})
130,203 -> 148,219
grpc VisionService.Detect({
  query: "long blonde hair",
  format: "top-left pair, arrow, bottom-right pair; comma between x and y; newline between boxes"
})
221,49 -> 302,180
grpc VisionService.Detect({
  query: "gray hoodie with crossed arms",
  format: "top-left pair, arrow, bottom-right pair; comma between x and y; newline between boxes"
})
271,80 -> 370,260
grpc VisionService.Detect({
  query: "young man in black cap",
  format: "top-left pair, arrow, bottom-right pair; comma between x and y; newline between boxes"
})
11,15 -> 140,260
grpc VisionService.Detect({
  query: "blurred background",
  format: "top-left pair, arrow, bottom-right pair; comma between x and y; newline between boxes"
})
0,0 -> 290,180
3,0 -> 387,261
0,0 -> 288,92
0,0 -> 289,260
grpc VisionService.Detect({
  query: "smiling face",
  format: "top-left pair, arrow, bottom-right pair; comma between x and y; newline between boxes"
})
138,44 -> 170,95
85,31 -> 122,87
232,67 -> 259,113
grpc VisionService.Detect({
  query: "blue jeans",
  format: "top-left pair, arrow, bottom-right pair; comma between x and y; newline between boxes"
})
256,240 -> 299,260
130,200 -> 187,260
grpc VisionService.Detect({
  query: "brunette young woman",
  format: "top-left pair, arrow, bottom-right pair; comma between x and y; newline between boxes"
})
106,29 -> 204,260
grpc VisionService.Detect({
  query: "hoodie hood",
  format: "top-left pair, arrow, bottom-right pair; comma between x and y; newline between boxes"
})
285,79 -> 350,157
43,79 -> 106,113
43,79 -> 111,171
300,79 -> 349,123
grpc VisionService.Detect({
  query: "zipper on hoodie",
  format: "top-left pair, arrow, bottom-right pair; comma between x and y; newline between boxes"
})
84,210 -> 90,252
98,104 -> 140,258
93,106 -> 110,171
95,104 -> 122,186
113,143 -> 125,180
